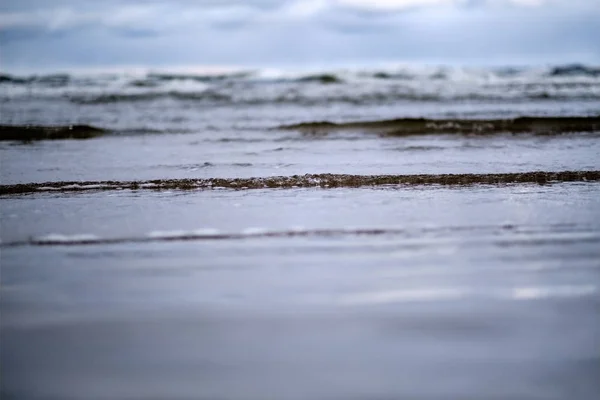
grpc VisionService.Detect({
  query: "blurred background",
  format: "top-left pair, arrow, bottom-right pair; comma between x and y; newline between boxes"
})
2,0 -> 599,72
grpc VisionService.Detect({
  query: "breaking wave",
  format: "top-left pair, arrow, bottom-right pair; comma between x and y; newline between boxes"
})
2,64 -> 600,106
1,171 -> 598,195
2,64 -> 599,86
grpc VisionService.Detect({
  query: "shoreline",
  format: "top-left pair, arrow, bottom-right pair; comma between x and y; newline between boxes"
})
2,170 -> 599,196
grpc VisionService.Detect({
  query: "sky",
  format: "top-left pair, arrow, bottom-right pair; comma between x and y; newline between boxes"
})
1,0 -> 599,72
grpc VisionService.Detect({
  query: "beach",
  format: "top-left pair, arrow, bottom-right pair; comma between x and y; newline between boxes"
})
1,65 -> 600,399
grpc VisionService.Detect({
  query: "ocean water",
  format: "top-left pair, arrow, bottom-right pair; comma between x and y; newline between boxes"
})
1,64 -> 600,400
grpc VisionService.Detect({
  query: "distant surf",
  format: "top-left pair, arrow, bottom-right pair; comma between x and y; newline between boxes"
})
2,64 -> 600,107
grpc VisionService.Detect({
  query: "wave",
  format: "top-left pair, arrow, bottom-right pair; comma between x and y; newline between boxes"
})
278,116 -> 600,136
549,64 -> 600,77
0,73 -> 71,86
3,223 -> 599,248
4,228 -> 407,247
0,124 -> 174,141
1,171 -> 598,195
1,64 -> 599,91
0,124 -> 107,141
147,71 -> 253,82
3,64 -> 600,106
69,90 -> 232,105
2,116 -> 597,142
61,90 -> 600,105
3,64 -> 599,87
3,222 -> 597,248
296,74 -> 343,84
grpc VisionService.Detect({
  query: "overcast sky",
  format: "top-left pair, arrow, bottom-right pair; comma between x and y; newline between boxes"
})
1,0 -> 599,71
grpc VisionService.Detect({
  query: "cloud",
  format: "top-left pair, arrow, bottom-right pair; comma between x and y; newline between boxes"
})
335,0 -> 464,11
0,0 -> 598,70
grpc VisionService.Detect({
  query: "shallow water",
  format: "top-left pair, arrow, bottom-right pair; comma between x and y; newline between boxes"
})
3,184 -> 600,399
1,65 -> 600,400
2,130 -> 600,185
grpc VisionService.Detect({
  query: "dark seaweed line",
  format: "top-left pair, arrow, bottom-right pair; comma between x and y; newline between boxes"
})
1,171 -> 599,196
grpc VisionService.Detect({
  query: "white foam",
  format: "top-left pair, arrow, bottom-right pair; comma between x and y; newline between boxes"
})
289,226 -> 307,233
338,288 -> 467,305
511,285 -> 597,300
146,228 -> 221,239
146,230 -> 191,239
35,233 -> 100,243
191,228 -> 221,236
60,184 -> 85,189
242,227 -> 270,235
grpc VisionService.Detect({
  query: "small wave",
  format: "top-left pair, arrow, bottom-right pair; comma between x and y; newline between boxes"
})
337,284 -> 598,305
69,90 -> 232,104
0,124 -> 172,141
0,73 -> 70,86
548,64 -> 600,77
159,162 -> 254,171
278,116 -> 600,136
4,227 -> 410,247
391,145 -> 447,152
4,224 -> 598,248
0,73 -> 32,84
1,171 -> 598,196
370,71 -> 418,80
296,73 -> 343,84
511,285 -> 598,300
70,92 -> 166,104
0,124 -> 107,141
147,71 -> 253,82
59,90 -> 600,106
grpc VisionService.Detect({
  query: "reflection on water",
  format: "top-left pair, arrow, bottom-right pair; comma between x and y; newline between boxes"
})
2,184 -> 599,399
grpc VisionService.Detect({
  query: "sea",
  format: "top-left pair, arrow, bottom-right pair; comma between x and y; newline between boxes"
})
1,64 -> 600,400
